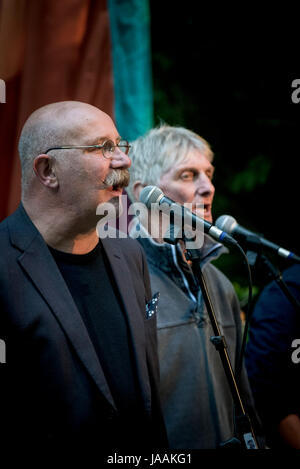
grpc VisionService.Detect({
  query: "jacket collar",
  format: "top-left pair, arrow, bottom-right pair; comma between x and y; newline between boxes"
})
132,221 -> 227,274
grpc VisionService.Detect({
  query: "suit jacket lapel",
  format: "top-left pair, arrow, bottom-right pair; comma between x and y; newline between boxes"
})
101,237 -> 152,414
8,205 -> 117,411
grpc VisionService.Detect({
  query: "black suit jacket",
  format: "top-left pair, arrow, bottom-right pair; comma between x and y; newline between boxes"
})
0,204 -> 167,453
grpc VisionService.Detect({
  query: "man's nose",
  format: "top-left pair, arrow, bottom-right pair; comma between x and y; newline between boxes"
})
109,148 -> 131,169
195,173 -> 215,196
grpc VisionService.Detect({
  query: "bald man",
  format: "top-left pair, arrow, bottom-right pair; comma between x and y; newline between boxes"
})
0,101 -> 167,454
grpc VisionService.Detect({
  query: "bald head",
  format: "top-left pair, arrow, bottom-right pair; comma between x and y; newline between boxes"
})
18,101 -> 115,198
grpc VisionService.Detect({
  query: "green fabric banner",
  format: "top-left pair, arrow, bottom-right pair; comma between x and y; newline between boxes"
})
108,0 -> 153,141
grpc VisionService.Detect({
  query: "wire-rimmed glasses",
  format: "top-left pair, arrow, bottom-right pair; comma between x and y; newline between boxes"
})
44,139 -> 131,159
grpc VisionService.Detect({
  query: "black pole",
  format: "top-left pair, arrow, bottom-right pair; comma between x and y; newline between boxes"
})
185,247 -> 259,449
258,254 -> 300,312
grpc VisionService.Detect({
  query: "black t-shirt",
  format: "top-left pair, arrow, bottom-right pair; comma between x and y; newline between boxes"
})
48,241 -> 143,418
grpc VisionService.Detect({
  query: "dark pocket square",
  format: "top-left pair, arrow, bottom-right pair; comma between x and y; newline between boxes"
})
146,292 -> 160,319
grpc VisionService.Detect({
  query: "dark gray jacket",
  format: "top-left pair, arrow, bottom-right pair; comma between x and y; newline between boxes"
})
137,232 -> 257,449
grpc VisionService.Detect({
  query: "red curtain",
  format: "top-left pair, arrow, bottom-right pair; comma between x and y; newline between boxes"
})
0,0 -> 114,220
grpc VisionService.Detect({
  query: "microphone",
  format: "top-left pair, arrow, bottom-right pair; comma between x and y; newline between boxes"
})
215,214 -> 300,262
139,186 -> 238,248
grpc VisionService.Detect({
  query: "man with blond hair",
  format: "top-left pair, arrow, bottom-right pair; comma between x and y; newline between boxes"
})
0,101 -> 167,453
127,124 -> 260,449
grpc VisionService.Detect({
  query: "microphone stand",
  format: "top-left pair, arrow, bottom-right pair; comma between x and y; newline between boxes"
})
163,224 -> 259,449
187,249 -> 258,449
184,247 -> 259,449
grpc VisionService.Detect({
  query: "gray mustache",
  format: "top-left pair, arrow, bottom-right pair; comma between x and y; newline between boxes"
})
103,169 -> 130,188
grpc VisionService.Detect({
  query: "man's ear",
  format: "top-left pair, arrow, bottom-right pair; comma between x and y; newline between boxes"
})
33,155 -> 58,189
132,181 -> 146,201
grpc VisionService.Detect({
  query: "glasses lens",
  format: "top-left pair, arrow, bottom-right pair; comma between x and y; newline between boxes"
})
118,139 -> 130,155
102,140 -> 115,158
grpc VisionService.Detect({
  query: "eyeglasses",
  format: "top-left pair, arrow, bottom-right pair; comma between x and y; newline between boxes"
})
44,139 -> 131,159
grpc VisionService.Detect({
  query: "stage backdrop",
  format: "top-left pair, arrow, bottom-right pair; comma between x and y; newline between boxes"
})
0,0 -> 153,220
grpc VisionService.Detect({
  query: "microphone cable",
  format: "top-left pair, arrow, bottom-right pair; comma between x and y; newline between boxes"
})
233,242 -> 253,380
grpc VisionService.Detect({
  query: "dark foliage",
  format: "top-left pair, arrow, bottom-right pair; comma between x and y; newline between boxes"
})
150,4 -> 300,299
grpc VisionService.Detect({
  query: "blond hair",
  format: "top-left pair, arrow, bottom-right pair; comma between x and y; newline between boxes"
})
127,124 -> 213,201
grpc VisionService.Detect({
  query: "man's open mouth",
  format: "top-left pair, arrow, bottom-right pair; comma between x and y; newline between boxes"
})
204,203 -> 211,215
111,184 -> 124,192
192,203 -> 211,218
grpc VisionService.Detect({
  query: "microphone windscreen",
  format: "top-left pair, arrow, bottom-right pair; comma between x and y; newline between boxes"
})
215,215 -> 237,234
140,186 -> 164,207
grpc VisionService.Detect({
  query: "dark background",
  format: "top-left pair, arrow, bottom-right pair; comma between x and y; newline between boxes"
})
149,5 -> 300,303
